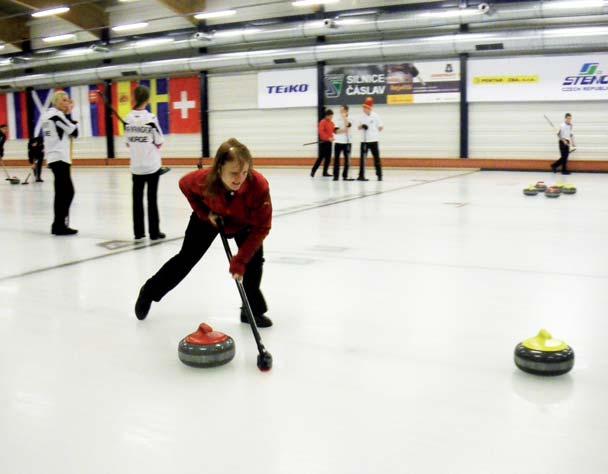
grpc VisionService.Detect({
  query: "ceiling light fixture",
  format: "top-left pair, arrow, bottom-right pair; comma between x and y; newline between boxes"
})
112,22 -> 149,32
32,6 -> 70,18
194,10 -> 237,20
42,33 -> 76,43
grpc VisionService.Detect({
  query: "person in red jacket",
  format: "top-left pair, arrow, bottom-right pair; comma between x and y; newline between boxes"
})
134,138 -> 274,327
310,108 -> 335,177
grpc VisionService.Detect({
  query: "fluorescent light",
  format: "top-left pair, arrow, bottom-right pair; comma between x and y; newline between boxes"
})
194,10 -> 236,20
42,33 -> 76,43
112,22 -> 149,32
293,0 -> 339,7
32,6 -> 69,18
34,48 -> 57,54
0,44 -> 5,50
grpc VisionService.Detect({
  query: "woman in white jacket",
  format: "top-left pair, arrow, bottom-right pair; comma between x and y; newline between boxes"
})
41,91 -> 79,235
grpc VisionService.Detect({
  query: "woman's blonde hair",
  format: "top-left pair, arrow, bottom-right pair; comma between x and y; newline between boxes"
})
52,90 -> 69,108
205,138 -> 253,197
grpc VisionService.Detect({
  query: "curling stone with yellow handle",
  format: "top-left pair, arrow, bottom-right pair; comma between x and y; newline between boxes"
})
514,329 -> 574,376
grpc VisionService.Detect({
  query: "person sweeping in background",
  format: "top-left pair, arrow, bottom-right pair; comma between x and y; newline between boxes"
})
135,138 -> 274,328
28,135 -> 45,182
125,85 -> 166,241
551,113 -> 575,175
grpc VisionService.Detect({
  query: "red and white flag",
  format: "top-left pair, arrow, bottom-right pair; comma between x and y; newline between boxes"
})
169,77 -> 201,134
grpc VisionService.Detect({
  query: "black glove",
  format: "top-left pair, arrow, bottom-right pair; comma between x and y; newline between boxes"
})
334,127 -> 339,132
361,124 -> 368,130
347,122 -> 352,128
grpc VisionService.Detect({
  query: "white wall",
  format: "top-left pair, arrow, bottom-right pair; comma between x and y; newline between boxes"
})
209,71 -> 460,158
209,72 -> 317,158
370,103 -> 459,158
470,102 -> 608,160
3,139 -> 28,160
73,137 -> 106,159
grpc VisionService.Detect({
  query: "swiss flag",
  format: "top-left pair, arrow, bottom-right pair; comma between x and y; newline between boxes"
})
169,77 -> 201,134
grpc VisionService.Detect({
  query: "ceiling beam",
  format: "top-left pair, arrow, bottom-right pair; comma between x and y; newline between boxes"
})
10,0 -> 108,39
157,0 -> 206,24
0,16 -> 28,49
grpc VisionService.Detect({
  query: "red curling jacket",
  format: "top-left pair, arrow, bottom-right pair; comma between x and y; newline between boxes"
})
179,169 -> 272,275
318,118 -> 335,142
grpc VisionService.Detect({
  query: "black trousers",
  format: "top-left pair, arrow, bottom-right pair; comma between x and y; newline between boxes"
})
143,214 -> 268,317
359,142 -> 382,179
34,157 -> 44,180
311,141 -> 332,176
132,170 -> 160,238
552,141 -> 570,172
334,143 -> 351,179
49,161 -> 74,229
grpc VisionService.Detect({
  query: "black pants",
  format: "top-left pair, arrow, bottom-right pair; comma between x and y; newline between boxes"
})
34,157 -> 43,180
334,143 -> 351,179
359,142 -> 382,179
49,161 -> 74,229
132,171 -> 160,238
142,214 -> 268,317
552,141 -> 570,172
311,141 -> 332,176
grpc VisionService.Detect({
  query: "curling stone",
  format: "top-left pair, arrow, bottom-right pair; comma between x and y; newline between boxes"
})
523,186 -> 538,196
514,329 -> 574,376
178,323 -> 235,368
545,186 -> 561,198
562,184 -> 577,195
534,181 -> 547,191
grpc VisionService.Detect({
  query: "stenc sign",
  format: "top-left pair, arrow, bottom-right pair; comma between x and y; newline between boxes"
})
258,68 -> 318,108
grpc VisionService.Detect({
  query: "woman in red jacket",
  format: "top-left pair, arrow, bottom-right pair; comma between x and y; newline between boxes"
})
135,138 -> 274,327
310,108 -> 335,177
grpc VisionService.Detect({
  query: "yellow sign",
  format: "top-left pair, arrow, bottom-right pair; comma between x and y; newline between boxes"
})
387,94 -> 414,105
473,75 -> 539,85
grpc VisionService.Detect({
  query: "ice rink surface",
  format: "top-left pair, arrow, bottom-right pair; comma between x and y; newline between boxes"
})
1,166 -> 607,474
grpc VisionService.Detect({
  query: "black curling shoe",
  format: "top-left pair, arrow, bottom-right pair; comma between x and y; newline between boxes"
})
135,287 -> 153,320
240,309 -> 273,328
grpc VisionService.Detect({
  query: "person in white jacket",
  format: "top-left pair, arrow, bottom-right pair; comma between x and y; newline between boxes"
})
41,91 -> 79,235
333,105 -> 354,181
357,97 -> 384,181
125,86 -> 166,240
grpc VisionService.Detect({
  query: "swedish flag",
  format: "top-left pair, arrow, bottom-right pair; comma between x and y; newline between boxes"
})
140,78 -> 169,134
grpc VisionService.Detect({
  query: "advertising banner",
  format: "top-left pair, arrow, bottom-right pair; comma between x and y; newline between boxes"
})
258,68 -> 318,108
324,60 -> 460,105
468,54 -> 608,102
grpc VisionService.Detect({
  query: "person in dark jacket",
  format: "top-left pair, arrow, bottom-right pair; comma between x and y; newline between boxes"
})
0,124 -> 8,160
28,136 -> 45,182
134,138 -> 274,327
